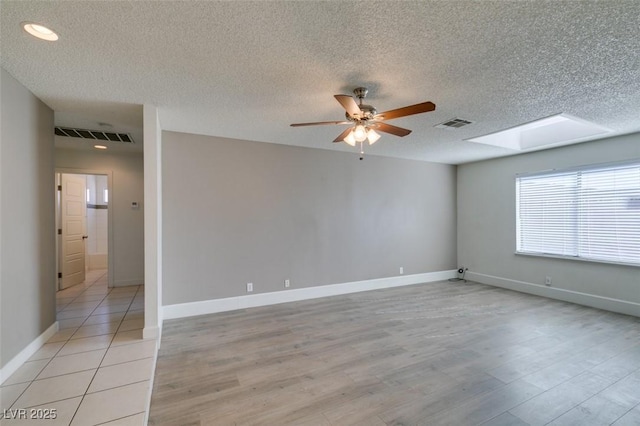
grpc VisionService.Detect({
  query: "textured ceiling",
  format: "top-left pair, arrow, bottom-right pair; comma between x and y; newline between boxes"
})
1,1 -> 639,164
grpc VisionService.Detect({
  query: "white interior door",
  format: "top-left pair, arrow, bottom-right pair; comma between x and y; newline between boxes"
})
61,174 -> 87,289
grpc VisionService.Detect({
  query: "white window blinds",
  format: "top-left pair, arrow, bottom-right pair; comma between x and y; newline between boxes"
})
516,161 -> 640,266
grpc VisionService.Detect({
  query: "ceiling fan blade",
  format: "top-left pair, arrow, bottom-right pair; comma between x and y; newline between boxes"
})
290,120 -> 351,127
333,127 -> 354,143
371,122 -> 412,137
376,101 -> 436,121
334,94 -> 362,117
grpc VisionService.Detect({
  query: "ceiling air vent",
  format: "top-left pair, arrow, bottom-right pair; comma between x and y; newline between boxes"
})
55,127 -> 134,143
435,118 -> 474,130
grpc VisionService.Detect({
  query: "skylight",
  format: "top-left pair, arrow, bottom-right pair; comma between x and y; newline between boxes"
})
466,114 -> 612,151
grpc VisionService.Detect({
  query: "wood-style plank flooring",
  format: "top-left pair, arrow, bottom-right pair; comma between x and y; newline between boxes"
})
149,281 -> 640,425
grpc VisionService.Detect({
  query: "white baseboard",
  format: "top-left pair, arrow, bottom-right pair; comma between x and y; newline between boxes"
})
163,270 -> 457,320
142,325 -> 161,340
0,321 -> 59,385
112,279 -> 144,287
467,271 -> 640,318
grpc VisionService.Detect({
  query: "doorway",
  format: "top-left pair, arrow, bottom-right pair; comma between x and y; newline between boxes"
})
56,170 -> 114,291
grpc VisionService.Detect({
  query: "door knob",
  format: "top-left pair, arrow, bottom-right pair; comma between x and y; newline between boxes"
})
82,235 -> 88,240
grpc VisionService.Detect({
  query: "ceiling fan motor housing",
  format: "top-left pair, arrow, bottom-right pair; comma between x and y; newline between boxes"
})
345,104 -> 377,121
349,87 -> 377,121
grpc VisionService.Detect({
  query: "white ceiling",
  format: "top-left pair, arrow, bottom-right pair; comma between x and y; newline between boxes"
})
1,1 -> 639,164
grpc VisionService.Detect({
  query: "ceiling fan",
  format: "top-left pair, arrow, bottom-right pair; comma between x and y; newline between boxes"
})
290,87 -> 436,158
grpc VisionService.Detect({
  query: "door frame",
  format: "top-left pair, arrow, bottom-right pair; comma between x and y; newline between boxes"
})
56,167 -> 114,289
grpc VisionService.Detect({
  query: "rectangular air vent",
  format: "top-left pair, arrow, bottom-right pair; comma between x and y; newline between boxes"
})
435,118 -> 474,129
54,127 -> 134,143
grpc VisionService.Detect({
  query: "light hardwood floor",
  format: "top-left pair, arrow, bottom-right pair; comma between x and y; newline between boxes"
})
149,280 -> 640,425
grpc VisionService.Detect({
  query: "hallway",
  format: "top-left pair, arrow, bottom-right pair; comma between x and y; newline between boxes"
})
1,271 -> 155,425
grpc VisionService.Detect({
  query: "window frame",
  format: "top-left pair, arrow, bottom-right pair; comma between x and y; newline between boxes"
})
515,159 -> 640,268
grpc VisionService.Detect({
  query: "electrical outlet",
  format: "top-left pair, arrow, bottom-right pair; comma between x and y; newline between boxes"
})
400,267 -> 404,275
545,276 -> 552,286
247,282 -> 253,292
284,279 -> 290,288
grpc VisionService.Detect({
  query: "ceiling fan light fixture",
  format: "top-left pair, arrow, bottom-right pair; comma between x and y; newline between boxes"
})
367,128 -> 381,145
353,124 -> 367,142
343,131 -> 356,146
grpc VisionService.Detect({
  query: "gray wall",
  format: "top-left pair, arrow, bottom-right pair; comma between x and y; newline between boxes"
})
458,133 -> 640,306
162,131 -> 457,305
55,148 -> 145,287
1,69 -> 56,368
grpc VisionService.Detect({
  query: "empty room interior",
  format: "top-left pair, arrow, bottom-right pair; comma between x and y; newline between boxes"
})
1,1 -> 639,425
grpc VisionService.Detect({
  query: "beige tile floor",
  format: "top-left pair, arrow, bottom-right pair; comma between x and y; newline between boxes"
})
1,270 -> 156,425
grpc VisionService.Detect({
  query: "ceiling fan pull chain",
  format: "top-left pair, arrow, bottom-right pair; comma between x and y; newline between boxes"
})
359,140 -> 364,160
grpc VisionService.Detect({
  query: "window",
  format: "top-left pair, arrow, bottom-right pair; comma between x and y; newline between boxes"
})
516,160 -> 640,266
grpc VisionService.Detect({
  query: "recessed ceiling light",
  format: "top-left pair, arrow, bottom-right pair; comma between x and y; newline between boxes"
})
22,22 -> 59,41
94,145 -> 108,150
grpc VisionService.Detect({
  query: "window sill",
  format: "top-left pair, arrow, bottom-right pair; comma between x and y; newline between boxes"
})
515,251 -> 640,268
